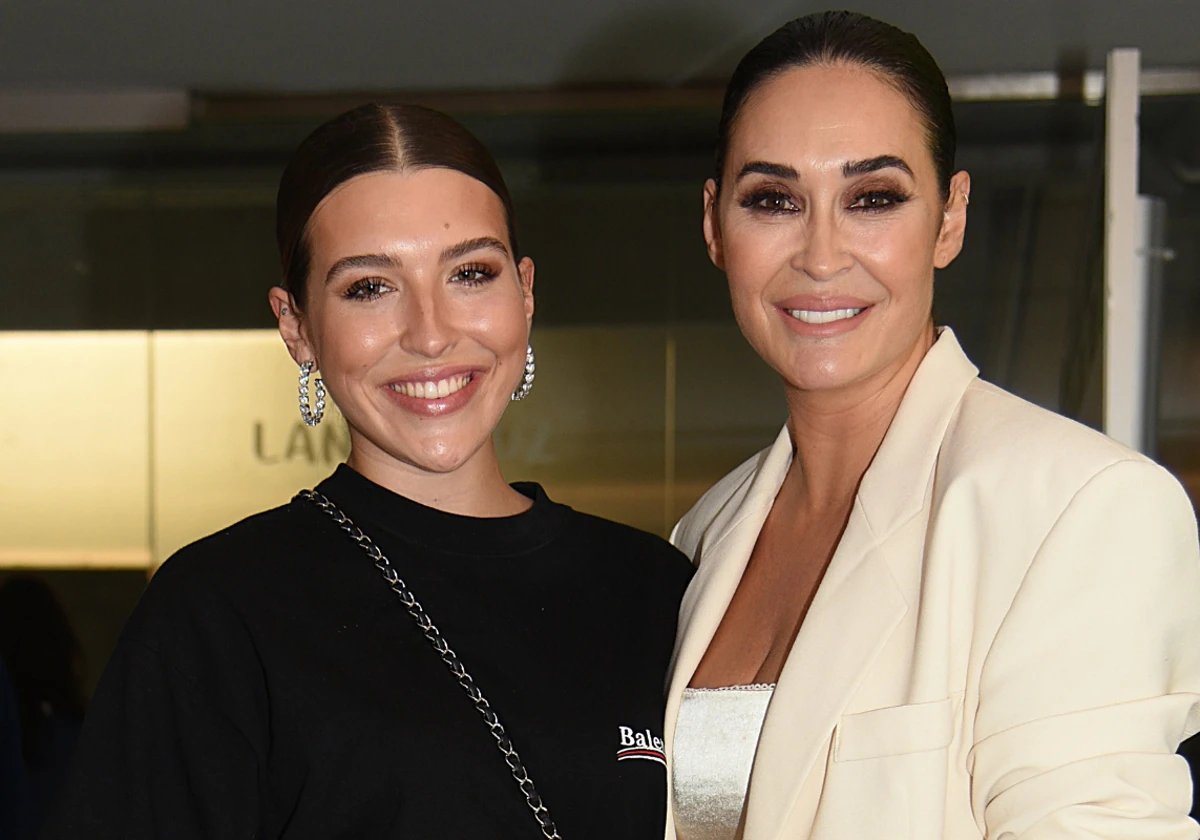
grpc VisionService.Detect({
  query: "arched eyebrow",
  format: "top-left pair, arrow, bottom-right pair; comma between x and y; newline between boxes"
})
440,236 -> 509,264
737,161 -> 799,182
323,237 -> 510,285
842,155 -> 913,178
735,156 -> 914,183
325,253 -> 399,284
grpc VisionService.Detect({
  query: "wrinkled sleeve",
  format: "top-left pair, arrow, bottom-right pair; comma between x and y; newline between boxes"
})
41,567 -> 265,840
970,459 -> 1200,839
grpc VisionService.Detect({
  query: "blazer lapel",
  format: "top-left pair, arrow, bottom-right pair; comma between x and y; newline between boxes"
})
741,506 -> 908,839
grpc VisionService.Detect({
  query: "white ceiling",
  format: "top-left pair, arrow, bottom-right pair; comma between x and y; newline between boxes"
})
1,0 -> 1197,94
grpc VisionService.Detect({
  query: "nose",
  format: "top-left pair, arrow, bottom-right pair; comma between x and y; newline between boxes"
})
397,289 -> 455,359
793,206 -> 853,282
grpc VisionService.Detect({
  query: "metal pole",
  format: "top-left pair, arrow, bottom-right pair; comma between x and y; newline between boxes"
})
1136,196 -> 1171,458
1102,48 -> 1143,450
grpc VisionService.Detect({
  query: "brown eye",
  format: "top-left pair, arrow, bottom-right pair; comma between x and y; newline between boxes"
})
849,190 -> 909,212
451,264 -> 499,287
343,279 -> 389,301
739,189 -> 799,214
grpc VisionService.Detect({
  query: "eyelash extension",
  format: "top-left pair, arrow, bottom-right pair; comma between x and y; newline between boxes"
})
343,278 -> 388,301
453,263 -> 499,287
850,190 -> 911,213
739,188 -> 798,215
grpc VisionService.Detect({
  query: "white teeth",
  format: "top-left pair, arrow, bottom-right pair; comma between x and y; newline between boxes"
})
390,374 -> 472,399
787,307 -> 864,325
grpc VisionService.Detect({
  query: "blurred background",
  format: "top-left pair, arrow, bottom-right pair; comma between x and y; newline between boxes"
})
0,0 -> 1198,831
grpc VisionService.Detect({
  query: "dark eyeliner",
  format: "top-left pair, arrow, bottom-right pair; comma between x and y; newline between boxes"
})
850,189 -> 910,213
454,263 -> 499,287
739,188 -> 797,214
343,278 -> 387,301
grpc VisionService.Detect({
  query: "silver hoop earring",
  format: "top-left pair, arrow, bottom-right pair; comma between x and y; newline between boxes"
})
298,360 -> 326,426
511,344 -> 535,401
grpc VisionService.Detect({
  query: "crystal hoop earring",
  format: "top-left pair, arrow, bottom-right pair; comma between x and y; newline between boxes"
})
298,360 -> 326,426
511,344 -> 535,401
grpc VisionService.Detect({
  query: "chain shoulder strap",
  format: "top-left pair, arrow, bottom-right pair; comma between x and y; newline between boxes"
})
298,489 -> 563,840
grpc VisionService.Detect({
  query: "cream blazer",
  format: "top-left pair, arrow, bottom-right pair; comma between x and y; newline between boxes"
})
667,329 -> 1200,840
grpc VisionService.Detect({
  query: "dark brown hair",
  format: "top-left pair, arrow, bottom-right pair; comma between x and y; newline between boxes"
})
716,10 -> 956,199
276,103 -> 519,309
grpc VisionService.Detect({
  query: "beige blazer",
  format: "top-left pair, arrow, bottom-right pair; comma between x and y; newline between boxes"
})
667,329 -> 1200,839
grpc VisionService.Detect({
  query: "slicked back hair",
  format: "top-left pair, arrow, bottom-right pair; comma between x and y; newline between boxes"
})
715,10 -> 956,199
276,103 -> 519,309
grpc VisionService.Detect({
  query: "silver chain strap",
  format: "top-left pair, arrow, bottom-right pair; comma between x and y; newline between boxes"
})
298,490 -> 563,840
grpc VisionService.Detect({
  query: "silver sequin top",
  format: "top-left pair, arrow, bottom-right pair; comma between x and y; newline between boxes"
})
672,684 -> 775,840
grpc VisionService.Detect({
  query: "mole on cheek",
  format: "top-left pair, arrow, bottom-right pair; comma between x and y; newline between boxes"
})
444,223 -> 450,230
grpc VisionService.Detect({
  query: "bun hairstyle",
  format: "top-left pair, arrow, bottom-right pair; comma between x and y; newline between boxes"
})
276,103 -> 519,309
715,10 -> 956,199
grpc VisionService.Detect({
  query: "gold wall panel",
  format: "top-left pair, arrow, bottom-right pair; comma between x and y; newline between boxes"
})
1,326 -> 784,569
151,331 -> 347,566
0,332 -> 151,568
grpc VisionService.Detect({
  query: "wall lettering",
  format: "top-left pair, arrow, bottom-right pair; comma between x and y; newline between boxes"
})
253,420 -> 351,465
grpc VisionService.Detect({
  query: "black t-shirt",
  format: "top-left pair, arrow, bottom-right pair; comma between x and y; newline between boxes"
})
44,466 -> 693,840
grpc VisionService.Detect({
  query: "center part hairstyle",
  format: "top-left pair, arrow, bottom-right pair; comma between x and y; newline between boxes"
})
276,103 -> 520,309
716,10 -> 956,199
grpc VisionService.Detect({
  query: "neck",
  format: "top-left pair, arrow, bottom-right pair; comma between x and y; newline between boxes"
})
345,439 -> 531,518
781,324 -> 935,511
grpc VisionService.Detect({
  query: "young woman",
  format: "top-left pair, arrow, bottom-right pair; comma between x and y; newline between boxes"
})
666,12 -> 1200,839
46,103 -> 692,840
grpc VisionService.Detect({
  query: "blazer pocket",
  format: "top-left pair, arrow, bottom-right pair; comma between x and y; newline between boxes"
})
833,696 -> 955,762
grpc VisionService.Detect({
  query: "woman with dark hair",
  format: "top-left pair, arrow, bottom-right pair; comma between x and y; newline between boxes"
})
666,11 -> 1200,839
46,103 -> 692,840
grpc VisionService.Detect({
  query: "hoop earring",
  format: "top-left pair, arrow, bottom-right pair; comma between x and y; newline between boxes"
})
511,344 -> 535,401
298,360 -> 326,426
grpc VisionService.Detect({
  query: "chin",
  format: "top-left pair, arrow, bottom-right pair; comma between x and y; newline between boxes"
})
422,457 -> 473,475
768,348 -> 855,393
403,444 -> 479,475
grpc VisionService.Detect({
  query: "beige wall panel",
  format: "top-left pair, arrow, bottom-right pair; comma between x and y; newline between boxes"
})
151,331 -> 348,565
0,332 -> 151,568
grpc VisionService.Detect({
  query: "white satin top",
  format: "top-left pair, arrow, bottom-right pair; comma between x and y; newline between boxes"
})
672,684 -> 775,840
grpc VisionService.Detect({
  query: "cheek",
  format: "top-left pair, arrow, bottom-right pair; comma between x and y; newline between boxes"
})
721,223 -> 786,299
851,218 -> 939,297
311,309 -> 396,377
467,290 -> 530,350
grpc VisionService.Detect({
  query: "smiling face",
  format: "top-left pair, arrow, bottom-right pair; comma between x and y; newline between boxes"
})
270,168 -> 534,479
705,62 -> 969,402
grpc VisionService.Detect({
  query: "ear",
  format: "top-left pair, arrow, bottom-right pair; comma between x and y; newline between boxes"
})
934,171 -> 971,269
268,286 -> 316,367
702,178 -> 725,271
517,256 -> 535,326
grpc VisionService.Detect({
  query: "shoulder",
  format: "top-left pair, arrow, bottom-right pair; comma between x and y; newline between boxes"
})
568,509 -> 693,569
559,509 -> 695,595
948,380 -> 1151,474
939,379 -> 1193,531
154,503 -> 304,588
130,500 -> 334,641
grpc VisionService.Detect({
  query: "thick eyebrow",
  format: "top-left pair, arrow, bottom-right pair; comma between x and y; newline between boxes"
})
440,236 -> 510,264
735,156 -> 914,184
736,161 -> 799,182
325,253 -> 400,284
842,155 -> 913,179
